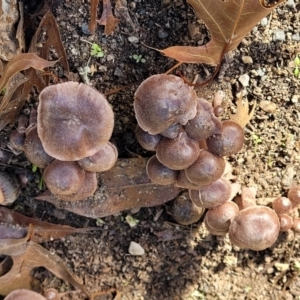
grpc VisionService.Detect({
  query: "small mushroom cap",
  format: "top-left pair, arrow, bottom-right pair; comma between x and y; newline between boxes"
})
206,120 -> 244,156
4,289 -> 46,300
135,125 -> 162,151
279,214 -> 293,232
134,74 -> 197,135
44,160 -> 85,196
229,206 -> 280,251
146,155 -> 179,185
272,196 -> 292,215
156,132 -> 200,170
54,171 -> 98,201
0,172 -> 20,205
205,201 -> 239,232
288,186 -> 300,205
170,191 -> 204,225
176,171 -> 210,190
78,142 -> 118,172
38,82 -> 114,161
184,98 -> 222,141
24,127 -> 54,168
185,149 -> 225,186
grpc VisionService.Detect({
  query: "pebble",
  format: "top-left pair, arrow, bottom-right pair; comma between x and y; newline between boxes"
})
260,17 -> 268,27
158,29 -> 169,39
242,56 -> 253,64
114,67 -> 124,77
128,36 -> 139,44
286,0 -> 296,8
129,241 -> 145,256
238,74 -> 250,87
81,23 -> 92,35
292,33 -> 300,41
273,30 -> 286,41
291,94 -> 299,103
259,100 -> 277,113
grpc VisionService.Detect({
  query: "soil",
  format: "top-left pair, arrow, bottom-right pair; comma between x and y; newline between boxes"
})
1,0 -> 300,299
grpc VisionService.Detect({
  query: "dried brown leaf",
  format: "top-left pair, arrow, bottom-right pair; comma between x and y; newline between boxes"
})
36,158 -> 182,218
0,207 -> 100,243
0,53 -> 56,92
89,0 -> 100,34
160,0 -> 286,64
97,0 -> 120,35
230,95 -> 256,128
0,232 -> 86,296
29,11 -> 69,75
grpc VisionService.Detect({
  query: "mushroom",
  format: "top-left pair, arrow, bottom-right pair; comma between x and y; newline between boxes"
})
229,206 -> 280,251
206,120 -> 244,156
156,132 -> 200,170
185,149 -> 225,186
176,170 -> 210,190
184,98 -> 222,141
205,201 -> 239,235
43,160 -> 85,196
278,214 -> 294,232
38,82 -> 114,161
7,130 -> 25,155
169,191 -> 204,225
288,186 -> 300,205
272,196 -> 292,215
135,125 -> 162,151
4,289 -> 46,300
160,123 -> 182,139
78,142 -> 118,172
54,171 -> 98,201
0,172 -> 20,205
134,74 -> 197,135
24,127 -> 54,169
146,155 -> 179,185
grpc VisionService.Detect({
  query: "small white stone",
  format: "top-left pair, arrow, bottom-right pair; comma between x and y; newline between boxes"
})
259,100 -> 277,113
128,36 -> 139,44
129,241 -> 145,256
238,74 -> 250,87
242,56 -> 253,64
273,30 -> 286,41
291,95 -> 299,103
260,17 -> 268,27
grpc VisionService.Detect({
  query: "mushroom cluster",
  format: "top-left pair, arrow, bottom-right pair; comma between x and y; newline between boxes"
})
8,82 -> 118,201
134,74 -> 244,225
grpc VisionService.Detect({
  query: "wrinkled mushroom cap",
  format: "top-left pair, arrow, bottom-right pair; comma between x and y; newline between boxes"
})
134,74 -> 197,135
38,82 -> 114,161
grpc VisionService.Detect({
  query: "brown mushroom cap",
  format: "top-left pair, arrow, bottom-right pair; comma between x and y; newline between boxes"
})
185,149 -> 225,186
206,120 -> 244,156
205,201 -> 239,233
24,127 -> 54,169
43,160 -> 85,196
170,191 -> 204,225
4,289 -> 47,300
0,172 -> 20,206
288,186 -> 300,205
78,142 -> 118,172
135,125 -> 162,151
38,82 -> 114,161
184,98 -> 222,141
55,171 -> 98,201
229,206 -> 280,251
134,74 -> 197,135
146,155 -> 179,185
156,132 -> 200,170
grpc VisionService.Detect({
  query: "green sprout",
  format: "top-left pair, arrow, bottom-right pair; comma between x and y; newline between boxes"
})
90,43 -> 104,58
32,164 -> 38,172
132,54 -> 146,63
251,134 -> 262,153
38,176 -> 44,190
125,215 -> 139,228
294,54 -> 300,78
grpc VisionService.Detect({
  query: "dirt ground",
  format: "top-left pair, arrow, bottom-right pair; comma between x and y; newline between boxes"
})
1,0 -> 300,299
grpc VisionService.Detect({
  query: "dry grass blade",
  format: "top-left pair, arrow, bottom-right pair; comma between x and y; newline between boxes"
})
230,94 -> 256,128
89,0 -> 100,34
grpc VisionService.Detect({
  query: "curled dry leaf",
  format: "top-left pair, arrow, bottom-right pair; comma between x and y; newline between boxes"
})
229,94 -> 256,128
0,207 -> 100,243
160,0 -> 286,64
97,0 -> 120,35
0,227 -> 86,296
35,158 -> 183,218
